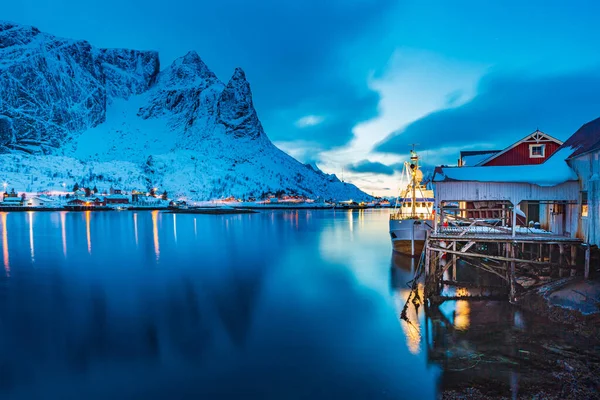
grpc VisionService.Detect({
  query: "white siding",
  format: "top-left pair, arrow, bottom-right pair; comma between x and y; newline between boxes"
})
568,151 -> 600,246
435,181 -> 579,205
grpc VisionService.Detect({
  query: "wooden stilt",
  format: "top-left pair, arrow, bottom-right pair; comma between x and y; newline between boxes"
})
559,244 -> 566,277
452,241 -> 457,281
585,245 -> 591,279
571,245 -> 577,276
509,244 -> 516,303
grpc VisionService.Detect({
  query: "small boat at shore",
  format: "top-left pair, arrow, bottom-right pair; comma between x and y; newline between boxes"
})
389,149 -> 434,257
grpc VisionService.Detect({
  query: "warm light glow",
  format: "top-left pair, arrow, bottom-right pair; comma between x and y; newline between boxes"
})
133,213 -> 138,246
1,212 -> 9,276
85,211 -> 91,254
152,210 -> 160,260
60,211 -> 67,257
454,300 -> 471,331
395,284 -> 424,355
28,211 -> 34,262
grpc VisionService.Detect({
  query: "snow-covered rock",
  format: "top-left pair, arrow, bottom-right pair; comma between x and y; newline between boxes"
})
0,22 -> 369,201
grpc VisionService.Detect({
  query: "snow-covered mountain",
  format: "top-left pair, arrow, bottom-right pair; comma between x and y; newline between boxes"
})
0,22 -> 369,201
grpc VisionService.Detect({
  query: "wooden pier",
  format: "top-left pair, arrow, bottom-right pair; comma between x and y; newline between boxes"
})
424,205 -> 588,304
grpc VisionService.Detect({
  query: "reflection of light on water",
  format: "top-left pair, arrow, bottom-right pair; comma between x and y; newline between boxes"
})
152,210 -> 160,260
28,211 -> 34,262
348,210 -> 354,234
85,211 -> 92,254
454,300 -> 470,331
1,212 -> 9,276
394,284 -> 424,355
194,218 -> 197,237
133,213 -> 138,246
173,214 -> 177,243
60,212 -> 67,257
358,209 -> 364,229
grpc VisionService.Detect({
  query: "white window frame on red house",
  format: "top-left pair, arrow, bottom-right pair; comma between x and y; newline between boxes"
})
529,143 -> 546,158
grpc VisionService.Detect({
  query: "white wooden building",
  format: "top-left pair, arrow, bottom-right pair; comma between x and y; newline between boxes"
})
434,117 -> 600,246
560,117 -> 600,247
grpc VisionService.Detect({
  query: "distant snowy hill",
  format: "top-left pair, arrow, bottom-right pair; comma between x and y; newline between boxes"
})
0,22 -> 369,201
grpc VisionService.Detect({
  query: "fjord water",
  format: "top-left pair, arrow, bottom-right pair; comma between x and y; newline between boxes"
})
0,210 -> 586,399
0,210 -> 439,398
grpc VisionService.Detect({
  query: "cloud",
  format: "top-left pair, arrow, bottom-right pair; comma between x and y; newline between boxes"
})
346,160 -> 397,176
295,115 -> 324,128
375,69 -> 600,161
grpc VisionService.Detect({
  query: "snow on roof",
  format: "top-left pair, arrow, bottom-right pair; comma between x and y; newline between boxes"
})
460,151 -> 500,166
561,116 -> 600,159
434,147 -> 577,187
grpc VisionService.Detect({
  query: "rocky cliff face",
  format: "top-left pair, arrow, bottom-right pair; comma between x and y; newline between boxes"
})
0,21 -> 370,201
0,21 -> 159,153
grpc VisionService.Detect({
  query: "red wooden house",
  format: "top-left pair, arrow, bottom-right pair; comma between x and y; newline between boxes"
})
459,130 -> 562,167
455,130 -> 563,224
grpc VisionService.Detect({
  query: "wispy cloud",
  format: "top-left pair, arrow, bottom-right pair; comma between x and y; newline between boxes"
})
376,68 -> 600,163
295,115 -> 324,128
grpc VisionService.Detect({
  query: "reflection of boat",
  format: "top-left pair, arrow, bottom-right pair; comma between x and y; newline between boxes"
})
389,148 -> 434,257
391,252 -> 416,274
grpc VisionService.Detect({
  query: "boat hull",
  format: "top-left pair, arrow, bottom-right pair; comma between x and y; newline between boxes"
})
389,218 -> 432,257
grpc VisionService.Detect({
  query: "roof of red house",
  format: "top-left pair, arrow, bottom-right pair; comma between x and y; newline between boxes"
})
476,130 -> 562,166
433,146 -> 577,186
560,116 -> 600,159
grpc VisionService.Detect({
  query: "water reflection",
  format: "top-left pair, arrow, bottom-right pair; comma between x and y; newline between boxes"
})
134,213 -> 139,246
27,211 -> 34,262
152,210 -> 160,260
86,210 -> 92,254
0,210 -> 588,399
173,214 -> 177,243
1,212 -> 8,275
61,211 -> 67,257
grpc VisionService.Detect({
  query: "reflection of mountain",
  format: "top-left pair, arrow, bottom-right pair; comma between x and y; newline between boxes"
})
211,261 -> 264,347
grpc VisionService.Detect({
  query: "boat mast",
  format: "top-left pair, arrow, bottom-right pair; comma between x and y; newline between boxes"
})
410,145 -> 418,217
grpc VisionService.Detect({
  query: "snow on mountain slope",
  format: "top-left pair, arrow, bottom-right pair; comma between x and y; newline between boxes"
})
0,22 -> 370,201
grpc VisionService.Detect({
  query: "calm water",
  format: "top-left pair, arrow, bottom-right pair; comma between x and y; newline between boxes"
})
0,210 -> 591,399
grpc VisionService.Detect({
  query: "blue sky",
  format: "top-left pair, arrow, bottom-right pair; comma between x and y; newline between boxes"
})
4,0 -> 600,195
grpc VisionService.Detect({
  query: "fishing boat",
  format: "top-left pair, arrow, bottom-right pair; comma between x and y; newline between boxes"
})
389,149 -> 434,257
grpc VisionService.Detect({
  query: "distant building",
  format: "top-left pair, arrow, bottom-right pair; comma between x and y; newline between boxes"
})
104,194 -> 129,205
25,196 -> 49,207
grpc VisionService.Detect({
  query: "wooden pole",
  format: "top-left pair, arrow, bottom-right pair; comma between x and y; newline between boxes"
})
511,204 -> 517,237
559,244 -> 566,277
452,241 -> 457,281
425,239 -> 431,277
510,244 -> 516,303
585,245 -> 591,279
571,245 -> 577,277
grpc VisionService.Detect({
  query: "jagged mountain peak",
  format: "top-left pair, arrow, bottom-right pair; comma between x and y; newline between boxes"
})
0,22 -> 370,201
158,50 -> 219,89
216,67 -> 264,140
